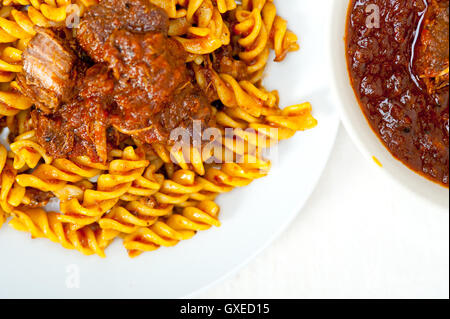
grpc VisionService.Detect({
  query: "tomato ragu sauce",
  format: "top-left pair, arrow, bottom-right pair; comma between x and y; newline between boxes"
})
346,0 -> 449,186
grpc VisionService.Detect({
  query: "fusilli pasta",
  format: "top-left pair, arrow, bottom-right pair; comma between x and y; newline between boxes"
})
0,0 -> 317,258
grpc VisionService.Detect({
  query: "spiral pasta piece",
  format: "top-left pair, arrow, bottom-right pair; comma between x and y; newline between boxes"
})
0,45 -> 23,83
0,206 -> 7,229
0,145 -> 9,225
163,0 -> 231,54
2,0 -> 96,31
4,108 -> 33,138
148,125 -> 274,197
0,9 -> 35,42
122,200 -> 220,257
215,0 -> 237,13
9,130 -> 53,170
149,0 -> 179,18
195,65 -> 312,150
15,152 -> 107,193
259,102 -> 318,136
154,169 -> 205,205
232,0 -> 299,82
148,141 -> 210,176
0,158 -> 27,214
0,90 -> 33,117
0,145 -> 27,215
98,205 -> 158,234
170,144 -> 207,175
56,147 -> 150,226
153,144 -> 271,201
125,197 -> 174,218
194,66 -> 277,117
198,156 -> 270,195
216,102 -> 317,147
98,196 -> 173,234
0,144 -> 7,174
120,164 -> 164,201
9,208 -> 116,257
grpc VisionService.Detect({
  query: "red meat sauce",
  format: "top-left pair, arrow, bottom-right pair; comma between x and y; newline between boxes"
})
346,0 -> 449,186
16,0 -> 213,163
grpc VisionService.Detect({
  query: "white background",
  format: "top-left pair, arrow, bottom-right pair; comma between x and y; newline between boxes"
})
197,126 -> 449,299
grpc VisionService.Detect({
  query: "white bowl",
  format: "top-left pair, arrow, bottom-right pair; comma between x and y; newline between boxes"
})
329,0 -> 449,209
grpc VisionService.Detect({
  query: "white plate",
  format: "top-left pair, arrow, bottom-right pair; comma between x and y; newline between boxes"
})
329,0 -> 449,209
0,1 -> 339,298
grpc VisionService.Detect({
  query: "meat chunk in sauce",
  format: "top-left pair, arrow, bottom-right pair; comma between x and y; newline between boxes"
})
212,45 -> 249,82
19,0 -> 212,163
76,0 -> 169,63
16,28 -> 84,112
414,0 -> 449,93
24,188 -> 53,208
32,64 -> 115,162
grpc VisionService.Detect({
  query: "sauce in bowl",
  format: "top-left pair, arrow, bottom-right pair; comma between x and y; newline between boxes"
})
346,0 -> 449,186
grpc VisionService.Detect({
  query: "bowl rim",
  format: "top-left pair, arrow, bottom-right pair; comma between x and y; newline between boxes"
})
328,0 -> 449,210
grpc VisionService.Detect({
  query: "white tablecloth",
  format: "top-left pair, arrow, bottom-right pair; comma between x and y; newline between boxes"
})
196,125 -> 449,299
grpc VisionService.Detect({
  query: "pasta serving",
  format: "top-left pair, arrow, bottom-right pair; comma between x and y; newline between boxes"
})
0,0 -> 317,257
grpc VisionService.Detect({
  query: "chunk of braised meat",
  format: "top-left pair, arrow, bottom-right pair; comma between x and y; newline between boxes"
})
16,27 -> 85,112
32,110 -> 73,158
76,0 -> 169,63
158,84 -> 212,134
191,64 -> 220,104
106,30 -> 187,116
5,109 -> 33,143
192,46 -> 249,105
211,45 -> 249,81
32,64 -> 114,162
415,0 -> 449,93
104,30 -> 212,143
23,189 -> 53,208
